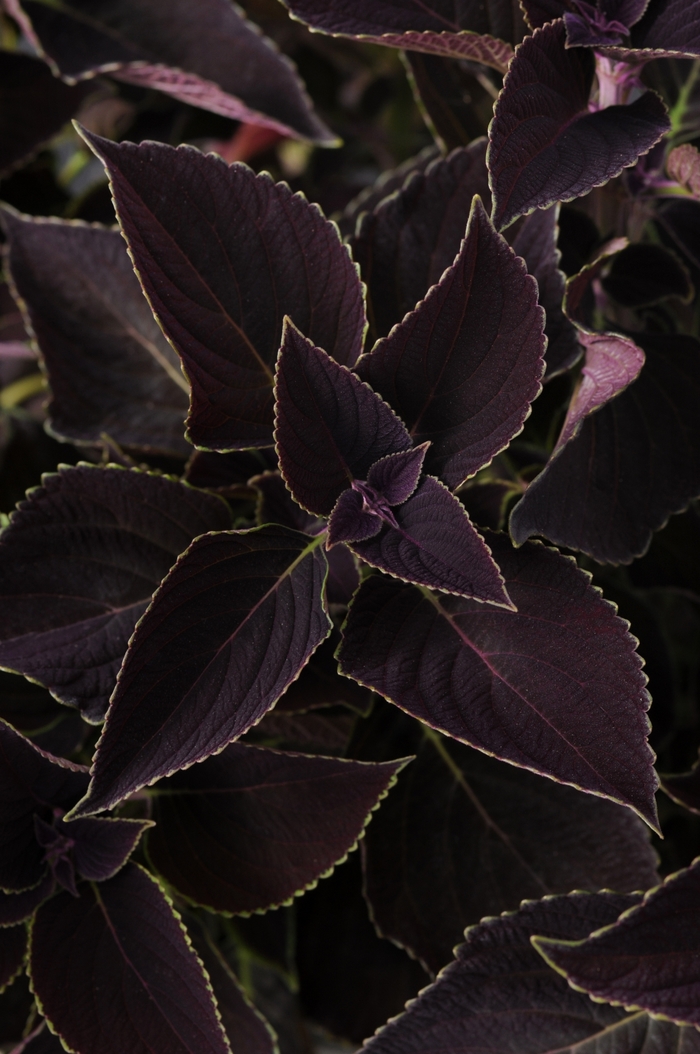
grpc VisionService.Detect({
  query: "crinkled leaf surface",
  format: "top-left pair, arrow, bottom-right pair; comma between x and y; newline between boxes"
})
275,323 -> 411,517
668,144 -> 700,198
0,926 -> 26,992
29,862 -> 232,1054
81,132 -> 366,451
361,891 -> 700,1054
0,720 -> 87,893
339,532 -> 658,827
352,141 -> 576,376
359,197 -> 545,488
147,743 -> 405,914
63,816 -> 151,881
488,21 -> 670,231
0,465 -> 232,722
509,333 -> 700,564
354,706 -> 658,973
74,525 -> 331,816
0,52 -> 90,177
281,0 -> 522,61
349,476 -> 513,605
535,859 -> 700,1027
184,914 -> 276,1054
2,209 -> 190,457
16,0 -> 334,142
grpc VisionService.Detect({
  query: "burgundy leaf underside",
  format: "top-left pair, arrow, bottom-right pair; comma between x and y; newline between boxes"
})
487,20 -> 670,230
339,532 -> 658,828
147,743 -> 405,914
29,863 -> 232,1054
0,465 -> 231,722
16,0 -> 335,143
358,196 -> 546,488
535,859 -> 700,1028
80,131 -> 366,451
2,208 -> 190,457
73,525 -> 331,817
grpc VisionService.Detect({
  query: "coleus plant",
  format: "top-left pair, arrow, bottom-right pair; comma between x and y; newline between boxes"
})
2,0 -> 700,1050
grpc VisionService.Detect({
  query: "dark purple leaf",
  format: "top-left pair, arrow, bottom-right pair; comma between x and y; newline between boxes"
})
359,196 -> 545,488
367,445 -> 429,504
2,208 -> 190,457
64,816 -> 151,882
0,673 -> 87,759
361,891 -> 677,1054
245,709 -> 356,755
0,720 -> 88,893
29,862 -> 232,1054
622,0 -> 700,59
9,1021 -> 65,1054
184,916 -> 276,1054
404,53 -> 496,154
147,742 -> 405,914
274,633 -> 372,715
339,531 -> 658,828
487,21 -> 670,231
0,465 -> 232,722
73,525 -> 331,816
563,236 -> 629,328
80,132 -> 366,451
15,0 -> 334,143
601,244 -> 693,307
459,479 -> 522,530
349,477 -> 514,605
338,144 -> 440,239
0,926 -> 26,992
328,488 -> 384,546
325,544 -> 361,607
0,875 -> 53,926
275,322 -> 411,517
0,52 -> 90,177
509,333 -> 700,564
354,706 -> 658,973
184,450 -> 277,496
296,853 -> 429,1044
534,859 -> 700,1028
252,471 -> 320,534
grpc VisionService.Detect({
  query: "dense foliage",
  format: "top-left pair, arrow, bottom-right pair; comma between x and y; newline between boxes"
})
2,0 -> 700,1051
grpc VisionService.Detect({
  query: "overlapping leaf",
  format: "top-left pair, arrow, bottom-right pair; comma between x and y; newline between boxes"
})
601,244 -> 693,307
358,196 -> 545,488
281,0 -> 517,70
0,926 -> 26,992
73,525 -> 331,816
509,333 -> 700,564
354,707 -> 658,973
351,140 -> 577,376
361,890 -> 700,1054
9,1022 -> 65,1053
535,859 -> 700,1027
0,720 -> 88,893
0,876 -> 53,927
0,52 -> 90,177
0,465 -> 231,721
339,532 -> 658,827
12,0 -> 334,142
2,209 -> 190,457
29,863 -> 232,1054
80,131 -> 366,451
147,743 -> 405,914
487,21 -> 670,230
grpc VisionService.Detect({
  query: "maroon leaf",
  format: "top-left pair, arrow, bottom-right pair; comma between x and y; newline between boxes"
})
487,21 -> 670,231
281,0 -> 521,70
275,322 -> 411,517
339,144 -> 440,239
0,465 -> 232,722
359,196 -> 545,488
534,859 -> 700,1027
622,0 -> 700,59
361,890 -> 685,1054
0,720 -> 88,893
15,0 -> 334,143
0,52 -> 90,177
349,477 -> 514,606
0,926 -> 26,992
0,875 -> 54,926
252,472 -> 319,534
2,208 -> 190,457
147,742 -> 405,914
29,863 -> 232,1054
184,916 -> 276,1054
73,526 -> 331,816
355,706 -> 658,973
509,333 -> 700,564
338,532 -> 658,828
80,131 -> 366,451
63,816 -> 152,882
